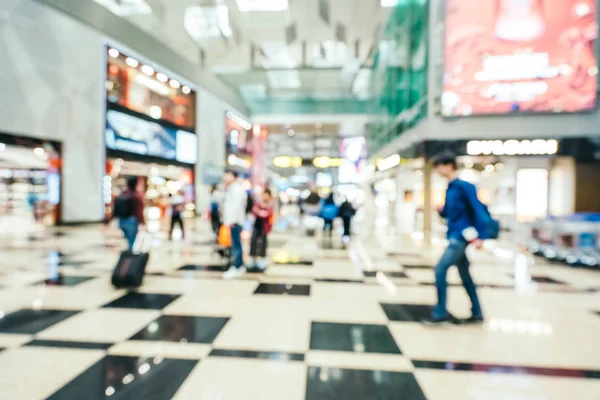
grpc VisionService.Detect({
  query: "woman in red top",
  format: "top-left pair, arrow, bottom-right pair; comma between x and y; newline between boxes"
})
249,189 -> 274,271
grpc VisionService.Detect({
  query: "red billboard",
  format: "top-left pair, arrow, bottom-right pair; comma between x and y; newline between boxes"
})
442,0 -> 597,116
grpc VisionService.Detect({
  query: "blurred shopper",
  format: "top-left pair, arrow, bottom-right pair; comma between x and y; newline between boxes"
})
338,198 -> 356,242
424,153 -> 488,326
304,183 -> 321,214
249,189 -> 274,271
113,177 -> 145,251
222,170 -> 248,279
169,190 -> 186,240
320,193 -> 339,238
209,185 -> 223,238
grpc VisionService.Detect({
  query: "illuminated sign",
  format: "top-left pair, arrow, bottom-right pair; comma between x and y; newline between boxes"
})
313,157 -> 344,168
273,156 -> 302,168
466,139 -> 558,156
377,154 -> 401,171
442,0 -> 597,116
228,154 -> 252,169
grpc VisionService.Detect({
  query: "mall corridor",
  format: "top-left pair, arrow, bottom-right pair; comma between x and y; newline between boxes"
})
2,0 -> 600,398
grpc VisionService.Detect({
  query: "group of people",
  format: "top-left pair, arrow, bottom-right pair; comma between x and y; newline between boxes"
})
211,170 -> 275,280
302,184 -> 357,241
110,151 -> 492,325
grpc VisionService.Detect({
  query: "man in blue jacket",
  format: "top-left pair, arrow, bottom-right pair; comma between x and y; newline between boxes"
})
424,153 -> 487,326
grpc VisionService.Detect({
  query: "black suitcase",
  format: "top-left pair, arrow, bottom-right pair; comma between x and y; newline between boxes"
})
112,233 -> 150,288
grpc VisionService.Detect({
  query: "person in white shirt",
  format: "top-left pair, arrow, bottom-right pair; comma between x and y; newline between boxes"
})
221,170 -> 248,279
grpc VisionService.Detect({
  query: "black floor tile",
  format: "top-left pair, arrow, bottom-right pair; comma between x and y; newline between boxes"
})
381,303 -> 433,322
25,339 -> 113,350
178,264 -> 228,272
315,279 -> 363,284
306,367 -> 426,400
130,315 -> 229,344
530,276 -> 566,285
58,261 -> 91,268
412,360 -> 600,379
400,264 -> 434,270
210,349 -> 305,361
364,271 -> 408,279
310,322 -> 401,354
47,355 -> 198,400
40,275 -> 96,286
274,260 -> 314,266
0,309 -> 79,334
254,283 -> 311,296
103,293 -> 180,310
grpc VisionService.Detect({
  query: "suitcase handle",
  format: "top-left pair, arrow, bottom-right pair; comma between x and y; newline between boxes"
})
133,232 -> 152,254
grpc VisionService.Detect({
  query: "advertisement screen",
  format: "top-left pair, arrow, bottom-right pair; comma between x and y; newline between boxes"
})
442,0 -> 597,116
106,48 -> 197,128
106,110 -> 196,164
339,137 -> 367,184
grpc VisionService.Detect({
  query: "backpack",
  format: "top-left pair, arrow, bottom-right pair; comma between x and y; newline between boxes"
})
459,184 -> 500,239
320,201 -> 339,221
114,193 -> 134,219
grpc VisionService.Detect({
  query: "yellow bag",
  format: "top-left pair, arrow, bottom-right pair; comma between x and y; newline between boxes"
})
218,225 -> 231,248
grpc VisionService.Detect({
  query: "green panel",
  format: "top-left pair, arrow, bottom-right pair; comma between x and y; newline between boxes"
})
247,98 -> 369,115
367,0 -> 429,154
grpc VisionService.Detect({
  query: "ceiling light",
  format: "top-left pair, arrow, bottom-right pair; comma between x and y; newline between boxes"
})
182,86 -> 191,94
156,73 -> 168,83
184,5 -> 233,40
93,0 -> 152,16
141,65 -> 154,76
380,0 -> 399,7
288,129 -> 295,136
108,48 -> 120,58
169,79 -> 181,89
125,57 -> 139,68
236,0 -> 289,12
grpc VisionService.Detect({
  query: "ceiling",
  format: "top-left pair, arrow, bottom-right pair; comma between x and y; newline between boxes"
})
92,0 -> 395,118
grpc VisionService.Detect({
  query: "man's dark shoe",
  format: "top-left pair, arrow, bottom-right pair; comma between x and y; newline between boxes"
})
422,317 -> 452,327
458,316 -> 485,325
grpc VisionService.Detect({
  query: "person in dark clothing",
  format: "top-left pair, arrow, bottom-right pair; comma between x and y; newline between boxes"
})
338,198 -> 356,240
249,189 -> 274,271
423,153 -> 488,326
320,193 -> 338,238
113,177 -> 145,251
169,190 -> 185,240
209,185 -> 222,238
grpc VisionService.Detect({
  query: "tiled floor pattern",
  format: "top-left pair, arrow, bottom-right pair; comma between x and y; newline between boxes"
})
0,223 -> 599,399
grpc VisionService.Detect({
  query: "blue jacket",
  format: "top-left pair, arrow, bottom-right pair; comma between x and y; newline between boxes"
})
441,179 -> 490,240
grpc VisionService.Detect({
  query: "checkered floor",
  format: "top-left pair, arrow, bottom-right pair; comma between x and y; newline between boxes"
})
0,221 -> 599,399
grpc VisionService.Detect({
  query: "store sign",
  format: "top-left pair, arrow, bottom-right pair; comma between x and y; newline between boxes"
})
442,0 -> 597,116
467,139 -> 558,156
106,47 -> 196,129
106,110 -> 197,164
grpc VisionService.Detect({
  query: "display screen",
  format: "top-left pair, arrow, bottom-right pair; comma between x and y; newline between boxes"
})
106,48 -> 197,129
339,137 -> 367,184
106,110 -> 196,164
442,0 -> 597,116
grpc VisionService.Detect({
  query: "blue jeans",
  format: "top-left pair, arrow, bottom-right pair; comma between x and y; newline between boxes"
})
230,224 -> 243,269
432,237 -> 483,319
119,217 -> 139,251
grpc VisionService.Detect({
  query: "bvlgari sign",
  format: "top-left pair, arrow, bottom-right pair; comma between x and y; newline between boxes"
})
466,139 -> 558,156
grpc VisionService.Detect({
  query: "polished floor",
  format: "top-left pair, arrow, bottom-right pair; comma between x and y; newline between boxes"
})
0,220 -> 599,399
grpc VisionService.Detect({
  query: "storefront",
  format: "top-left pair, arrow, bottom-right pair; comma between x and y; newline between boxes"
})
387,136 -> 600,235
0,132 -> 62,228
104,46 -> 198,230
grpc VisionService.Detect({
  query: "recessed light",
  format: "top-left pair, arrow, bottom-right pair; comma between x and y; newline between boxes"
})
125,57 -> 139,68
108,48 -> 120,58
141,65 -> 154,76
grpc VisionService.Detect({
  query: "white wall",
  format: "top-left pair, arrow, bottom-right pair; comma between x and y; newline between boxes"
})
0,0 -> 105,223
195,91 -> 227,213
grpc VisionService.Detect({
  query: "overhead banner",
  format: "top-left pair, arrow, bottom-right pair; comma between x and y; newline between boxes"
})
442,0 -> 597,116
